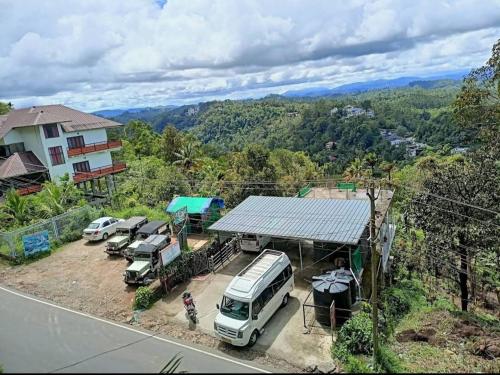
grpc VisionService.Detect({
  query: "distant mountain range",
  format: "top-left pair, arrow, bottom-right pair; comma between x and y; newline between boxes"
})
282,70 -> 468,97
92,70 -> 468,130
93,105 -> 177,118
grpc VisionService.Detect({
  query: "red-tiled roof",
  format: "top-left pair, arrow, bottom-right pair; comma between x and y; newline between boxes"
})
0,104 -> 122,138
0,151 -> 47,178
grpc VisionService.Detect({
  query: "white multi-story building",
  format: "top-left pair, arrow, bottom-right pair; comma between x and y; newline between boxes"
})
0,105 -> 125,196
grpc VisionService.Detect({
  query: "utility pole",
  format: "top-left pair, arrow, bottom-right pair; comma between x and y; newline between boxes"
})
367,181 -> 379,362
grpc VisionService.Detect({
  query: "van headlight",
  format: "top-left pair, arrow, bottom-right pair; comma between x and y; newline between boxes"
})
237,331 -> 243,338
214,322 -> 217,330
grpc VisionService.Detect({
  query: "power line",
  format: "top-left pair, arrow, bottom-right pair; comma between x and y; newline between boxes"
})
412,198 -> 500,228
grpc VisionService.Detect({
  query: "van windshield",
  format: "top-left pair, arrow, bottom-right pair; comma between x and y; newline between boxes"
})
241,234 -> 256,240
220,296 -> 249,321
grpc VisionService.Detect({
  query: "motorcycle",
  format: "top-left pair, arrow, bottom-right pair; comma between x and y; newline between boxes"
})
182,291 -> 197,323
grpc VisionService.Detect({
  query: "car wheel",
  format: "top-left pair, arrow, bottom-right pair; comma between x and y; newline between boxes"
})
281,293 -> 289,307
247,330 -> 259,347
103,233 -> 108,241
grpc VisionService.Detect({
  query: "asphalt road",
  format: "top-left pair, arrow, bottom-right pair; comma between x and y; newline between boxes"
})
0,286 -> 274,373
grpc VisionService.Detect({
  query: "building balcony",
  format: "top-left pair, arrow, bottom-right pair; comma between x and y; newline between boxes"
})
67,140 -> 122,157
73,162 -> 127,183
16,184 -> 43,196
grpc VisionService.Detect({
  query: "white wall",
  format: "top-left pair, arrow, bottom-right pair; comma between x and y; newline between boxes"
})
12,127 -> 48,165
1,123 -> 119,183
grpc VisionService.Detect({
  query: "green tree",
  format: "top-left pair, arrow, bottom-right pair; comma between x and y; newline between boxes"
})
159,125 -> 184,164
33,174 -> 84,217
0,101 -> 12,115
0,189 -> 30,226
454,39 -> 500,146
343,158 -> 365,181
407,151 -> 499,311
123,120 -> 160,157
173,139 -> 202,172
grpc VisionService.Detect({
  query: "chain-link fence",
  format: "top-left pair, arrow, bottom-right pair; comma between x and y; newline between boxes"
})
0,205 -> 102,261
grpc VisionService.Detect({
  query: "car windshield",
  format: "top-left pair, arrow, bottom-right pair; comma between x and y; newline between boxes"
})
220,296 -> 249,321
134,253 -> 150,260
88,223 -> 100,229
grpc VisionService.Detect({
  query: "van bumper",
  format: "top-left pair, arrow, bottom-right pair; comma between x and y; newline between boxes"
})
214,330 -> 248,347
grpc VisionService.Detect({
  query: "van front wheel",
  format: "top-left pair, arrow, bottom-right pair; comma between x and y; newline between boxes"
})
281,293 -> 289,307
248,330 -> 259,347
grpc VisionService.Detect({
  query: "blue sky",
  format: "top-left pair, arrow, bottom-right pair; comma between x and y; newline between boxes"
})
1,0 -> 499,111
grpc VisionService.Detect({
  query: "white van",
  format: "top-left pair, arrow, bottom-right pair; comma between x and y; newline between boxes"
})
214,249 -> 293,347
239,234 -> 271,253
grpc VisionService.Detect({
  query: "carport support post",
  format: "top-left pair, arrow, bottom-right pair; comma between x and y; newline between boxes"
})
299,241 -> 303,271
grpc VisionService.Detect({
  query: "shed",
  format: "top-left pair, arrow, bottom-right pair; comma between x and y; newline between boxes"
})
208,195 -> 370,271
166,196 -> 225,233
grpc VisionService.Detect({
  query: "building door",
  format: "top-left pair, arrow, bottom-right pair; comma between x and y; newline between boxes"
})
73,161 -> 91,173
67,135 -> 85,149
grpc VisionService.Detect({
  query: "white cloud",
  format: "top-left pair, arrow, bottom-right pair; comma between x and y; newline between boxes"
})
0,0 -> 499,111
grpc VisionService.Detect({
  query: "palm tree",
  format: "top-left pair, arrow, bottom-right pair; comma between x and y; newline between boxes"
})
1,189 -> 30,226
380,161 -> 396,181
343,158 -> 364,181
36,176 -> 83,217
173,141 -> 202,171
363,152 -> 379,177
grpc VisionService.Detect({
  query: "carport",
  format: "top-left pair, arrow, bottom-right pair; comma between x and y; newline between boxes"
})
208,196 -> 371,275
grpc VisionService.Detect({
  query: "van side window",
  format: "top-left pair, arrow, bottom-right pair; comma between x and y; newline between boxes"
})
252,295 -> 263,316
262,286 -> 273,305
272,272 -> 285,294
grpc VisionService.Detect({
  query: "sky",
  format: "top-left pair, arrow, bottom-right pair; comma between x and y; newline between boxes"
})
1,0 -> 499,112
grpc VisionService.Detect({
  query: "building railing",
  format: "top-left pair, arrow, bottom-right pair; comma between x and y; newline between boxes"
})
16,184 -> 43,196
67,140 -> 122,157
73,162 -> 127,183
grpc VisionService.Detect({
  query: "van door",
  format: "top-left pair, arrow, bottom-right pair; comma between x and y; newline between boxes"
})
255,285 -> 275,330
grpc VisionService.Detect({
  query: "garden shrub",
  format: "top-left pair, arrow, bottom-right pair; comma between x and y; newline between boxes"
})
375,345 -> 405,373
381,279 -> 427,332
337,311 -> 373,355
344,355 -> 373,373
134,286 -> 153,310
432,297 -> 457,311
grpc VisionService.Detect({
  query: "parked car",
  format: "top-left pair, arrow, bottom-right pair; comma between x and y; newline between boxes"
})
105,216 -> 148,256
214,249 -> 293,347
123,235 -> 171,285
83,217 -> 124,241
239,233 -> 271,253
123,220 -> 170,262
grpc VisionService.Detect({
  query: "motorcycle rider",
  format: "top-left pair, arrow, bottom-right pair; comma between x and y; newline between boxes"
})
182,291 -> 196,316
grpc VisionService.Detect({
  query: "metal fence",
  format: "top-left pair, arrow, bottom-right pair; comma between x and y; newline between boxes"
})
160,237 -> 240,292
0,205 -> 101,260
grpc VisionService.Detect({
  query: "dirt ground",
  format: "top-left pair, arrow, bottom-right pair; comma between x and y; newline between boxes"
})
392,306 -> 500,373
0,236 -> 337,373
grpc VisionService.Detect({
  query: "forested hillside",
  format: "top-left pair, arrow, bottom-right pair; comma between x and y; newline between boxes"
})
105,81 -> 468,174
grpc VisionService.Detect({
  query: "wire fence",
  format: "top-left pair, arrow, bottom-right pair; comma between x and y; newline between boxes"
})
0,205 -> 102,261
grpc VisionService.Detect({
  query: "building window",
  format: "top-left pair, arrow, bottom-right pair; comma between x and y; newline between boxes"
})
73,161 -> 91,173
43,124 -> 59,139
0,143 -> 25,158
48,146 -> 65,166
67,135 -> 85,149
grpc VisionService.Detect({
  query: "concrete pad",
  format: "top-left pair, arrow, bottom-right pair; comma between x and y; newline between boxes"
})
169,251 -> 334,369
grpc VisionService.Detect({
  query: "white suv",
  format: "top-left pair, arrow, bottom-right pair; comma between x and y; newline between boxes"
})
83,217 -> 124,241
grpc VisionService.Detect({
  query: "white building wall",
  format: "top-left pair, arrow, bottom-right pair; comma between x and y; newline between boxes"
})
1,123 -> 117,183
37,124 -> 114,182
11,127 -> 48,165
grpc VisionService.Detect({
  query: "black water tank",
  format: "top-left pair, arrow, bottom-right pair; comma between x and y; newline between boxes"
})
333,268 -> 357,305
312,272 -> 352,326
